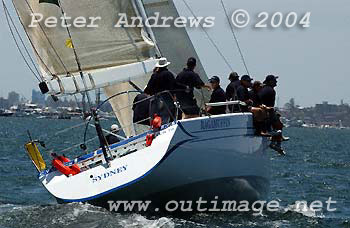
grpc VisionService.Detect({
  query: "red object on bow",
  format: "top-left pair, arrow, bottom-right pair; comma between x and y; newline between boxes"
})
151,114 -> 162,130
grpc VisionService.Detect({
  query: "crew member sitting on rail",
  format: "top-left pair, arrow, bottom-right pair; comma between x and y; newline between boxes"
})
106,124 -> 120,145
259,75 -> 289,155
206,76 -> 226,115
176,57 -> 211,119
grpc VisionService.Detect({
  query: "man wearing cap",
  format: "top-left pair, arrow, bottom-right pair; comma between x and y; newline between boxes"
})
249,81 -> 263,107
259,75 -> 289,155
176,57 -> 211,119
235,75 -> 253,111
259,75 -> 278,107
106,124 -> 120,145
225,72 -> 240,101
145,57 -> 177,123
207,76 -> 226,115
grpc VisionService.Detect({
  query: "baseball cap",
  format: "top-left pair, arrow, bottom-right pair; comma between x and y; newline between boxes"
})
241,75 -> 253,82
209,76 -> 220,83
229,72 -> 239,80
264,75 -> 279,84
187,57 -> 197,67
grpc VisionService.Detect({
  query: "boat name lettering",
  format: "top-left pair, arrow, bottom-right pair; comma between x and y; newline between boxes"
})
92,165 -> 128,183
201,118 -> 231,130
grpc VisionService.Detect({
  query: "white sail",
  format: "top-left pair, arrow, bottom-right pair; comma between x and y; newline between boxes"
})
46,59 -> 157,95
12,0 -> 157,138
12,0 -> 155,75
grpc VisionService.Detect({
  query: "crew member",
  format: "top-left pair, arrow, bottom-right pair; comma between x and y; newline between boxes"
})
132,91 -> 150,126
249,81 -> 266,136
236,75 -> 253,111
106,124 -> 120,145
145,58 -> 177,123
226,72 -> 241,112
226,72 -> 240,101
207,76 -> 226,115
249,81 -> 263,107
259,75 -> 278,107
176,57 -> 211,119
259,75 -> 289,155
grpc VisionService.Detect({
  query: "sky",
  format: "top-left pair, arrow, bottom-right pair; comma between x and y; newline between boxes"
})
0,0 -> 349,107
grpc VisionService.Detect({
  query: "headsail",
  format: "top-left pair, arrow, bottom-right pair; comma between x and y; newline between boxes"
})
104,76 -> 151,137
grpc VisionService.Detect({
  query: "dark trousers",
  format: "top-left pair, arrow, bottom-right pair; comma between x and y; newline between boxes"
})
150,95 -> 176,124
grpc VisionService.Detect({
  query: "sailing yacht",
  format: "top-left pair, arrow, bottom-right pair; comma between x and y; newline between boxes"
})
8,0 -> 271,210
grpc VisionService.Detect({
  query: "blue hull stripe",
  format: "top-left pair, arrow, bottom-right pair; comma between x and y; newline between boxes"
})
59,138 -> 190,203
55,126 -> 257,202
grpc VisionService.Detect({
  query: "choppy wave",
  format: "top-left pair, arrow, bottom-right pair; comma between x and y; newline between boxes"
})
0,118 -> 349,227
0,203 -> 175,228
0,202 -> 346,228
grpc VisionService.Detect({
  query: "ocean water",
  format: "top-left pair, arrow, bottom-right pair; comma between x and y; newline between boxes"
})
0,117 -> 349,228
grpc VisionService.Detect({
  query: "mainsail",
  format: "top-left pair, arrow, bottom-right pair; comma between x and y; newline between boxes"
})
12,0 -> 157,137
12,0 -> 155,75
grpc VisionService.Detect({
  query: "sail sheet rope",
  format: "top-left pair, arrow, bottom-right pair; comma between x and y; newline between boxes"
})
2,0 -> 42,82
57,0 -> 83,75
220,0 -> 250,75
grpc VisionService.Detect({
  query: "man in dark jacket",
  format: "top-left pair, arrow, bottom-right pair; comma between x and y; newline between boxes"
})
176,57 -> 210,119
132,92 -> 150,126
259,75 -> 278,107
226,72 -> 241,112
259,75 -> 288,155
226,71 -> 240,101
236,75 -> 253,111
207,76 -> 226,115
249,81 -> 263,107
145,58 -> 177,123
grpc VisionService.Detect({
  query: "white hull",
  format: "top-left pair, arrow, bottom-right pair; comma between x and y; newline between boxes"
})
40,113 -> 270,209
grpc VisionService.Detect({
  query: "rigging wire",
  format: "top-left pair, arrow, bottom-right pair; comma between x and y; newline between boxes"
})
220,0 -> 250,75
60,136 -> 98,153
57,0 -> 83,74
10,0 -> 54,76
2,0 -> 41,82
181,0 -> 233,72
55,0 -> 93,110
24,0 -> 69,74
53,121 -> 88,136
